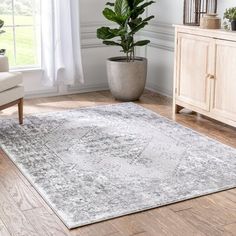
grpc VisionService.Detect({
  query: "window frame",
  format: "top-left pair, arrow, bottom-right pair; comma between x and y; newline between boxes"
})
2,0 -> 41,70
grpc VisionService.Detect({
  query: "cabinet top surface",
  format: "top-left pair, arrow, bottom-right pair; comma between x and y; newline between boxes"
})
173,24 -> 236,41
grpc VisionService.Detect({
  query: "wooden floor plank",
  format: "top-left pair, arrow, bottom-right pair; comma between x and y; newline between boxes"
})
175,195 -> 236,236
0,150 -> 55,215
109,214 -> 148,236
224,223 -> 236,236
23,207 -> 70,236
71,220 -> 120,236
0,163 -> 42,211
191,196 -> 236,226
149,208 -> 206,236
0,90 -> 235,236
219,190 -> 236,204
0,182 -> 38,236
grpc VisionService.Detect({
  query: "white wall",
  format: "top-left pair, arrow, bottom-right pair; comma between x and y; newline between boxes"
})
21,0 -> 236,98
218,0 -> 236,17
144,0 -> 236,97
22,0 -> 120,98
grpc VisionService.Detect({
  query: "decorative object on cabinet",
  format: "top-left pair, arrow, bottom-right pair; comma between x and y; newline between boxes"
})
223,7 -> 236,31
200,13 -> 221,29
183,0 -> 218,26
173,25 -> 236,128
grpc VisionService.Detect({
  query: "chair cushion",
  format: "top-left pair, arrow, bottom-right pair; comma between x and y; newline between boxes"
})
0,85 -> 24,107
0,72 -> 23,92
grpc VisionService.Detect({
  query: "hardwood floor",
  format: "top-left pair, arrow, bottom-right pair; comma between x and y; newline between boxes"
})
0,90 -> 236,236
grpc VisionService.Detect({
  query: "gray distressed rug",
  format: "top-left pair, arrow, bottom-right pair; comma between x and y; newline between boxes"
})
0,103 -> 236,229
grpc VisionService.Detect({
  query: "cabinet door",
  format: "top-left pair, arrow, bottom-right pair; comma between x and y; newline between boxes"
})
176,33 -> 213,111
211,40 -> 236,122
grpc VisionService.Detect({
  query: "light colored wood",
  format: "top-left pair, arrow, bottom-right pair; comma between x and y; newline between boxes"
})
0,91 -> 235,236
71,221 -> 119,236
0,182 -> 38,236
150,208 -> 206,236
0,163 -> 42,211
211,39 -> 236,123
176,33 -> 212,111
174,25 -> 236,128
174,24 -> 236,42
224,223 -> 236,235
24,207 -> 70,236
109,214 -> 147,236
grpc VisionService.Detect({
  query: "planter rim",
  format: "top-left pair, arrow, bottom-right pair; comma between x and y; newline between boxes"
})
107,56 -> 147,64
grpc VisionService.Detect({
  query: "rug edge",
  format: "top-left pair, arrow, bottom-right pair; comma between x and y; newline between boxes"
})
1,144 -> 236,229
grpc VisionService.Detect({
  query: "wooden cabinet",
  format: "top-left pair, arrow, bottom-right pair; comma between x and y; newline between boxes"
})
211,40 -> 236,122
173,25 -> 236,127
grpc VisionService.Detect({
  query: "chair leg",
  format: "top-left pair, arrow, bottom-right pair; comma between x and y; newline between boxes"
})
18,98 -> 23,125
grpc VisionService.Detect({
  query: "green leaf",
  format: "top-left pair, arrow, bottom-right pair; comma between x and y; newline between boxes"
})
127,0 -> 134,10
139,1 -> 155,9
97,0 -> 156,59
97,27 -> 116,40
103,8 -> 117,21
103,8 -> 127,25
128,17 -> 142,29
97,27 -> 127,40
106,2 -> 115,6
130,21 -> 148,34
134,0 -> 145,7
133,40 -> 150,46
131,1 -> 155,19
114,0 -> 130,17
103,41 -> 122,46
143,15 -> 155,22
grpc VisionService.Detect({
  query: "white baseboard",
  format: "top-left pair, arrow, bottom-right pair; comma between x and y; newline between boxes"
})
145,83 -> 173,98
25,83 -> 109,99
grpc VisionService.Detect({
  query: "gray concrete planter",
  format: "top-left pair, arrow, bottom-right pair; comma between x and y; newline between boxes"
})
107,57 -> 147,101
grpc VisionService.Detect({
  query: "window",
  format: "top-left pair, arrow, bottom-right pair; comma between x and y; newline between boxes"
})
0,0 -> 41,69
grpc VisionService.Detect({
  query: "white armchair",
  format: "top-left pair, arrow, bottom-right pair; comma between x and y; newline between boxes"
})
0,56 -> 24,124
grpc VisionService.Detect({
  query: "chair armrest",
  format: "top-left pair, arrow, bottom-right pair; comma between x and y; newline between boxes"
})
0,56 -> 9,72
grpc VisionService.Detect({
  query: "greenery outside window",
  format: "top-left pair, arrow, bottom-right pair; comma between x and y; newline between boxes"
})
0,0 -> 41,69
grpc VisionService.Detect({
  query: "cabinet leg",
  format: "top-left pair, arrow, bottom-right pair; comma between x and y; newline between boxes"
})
174,104 -> 184,114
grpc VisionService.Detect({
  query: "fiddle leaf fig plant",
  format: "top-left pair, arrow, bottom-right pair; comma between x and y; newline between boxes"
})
97,0 -> 155,62
0,19 -> 6,55
223,7 -> 236,30
224,7 -> 236,22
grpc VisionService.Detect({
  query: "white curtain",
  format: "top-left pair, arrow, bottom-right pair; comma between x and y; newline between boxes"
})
40,0 -> 84,86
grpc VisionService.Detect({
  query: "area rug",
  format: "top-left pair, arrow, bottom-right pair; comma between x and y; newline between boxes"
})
0,103 -> 236,229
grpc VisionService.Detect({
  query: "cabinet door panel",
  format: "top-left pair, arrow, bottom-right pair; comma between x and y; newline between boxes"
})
211,40 -> 236,122
176,33 -> 213,111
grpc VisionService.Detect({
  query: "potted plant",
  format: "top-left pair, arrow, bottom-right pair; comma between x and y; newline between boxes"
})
97,0 -> 155,101
224,7 -> 236,31
0,19 -> 6,55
